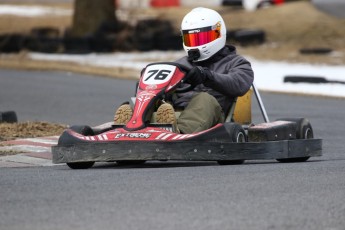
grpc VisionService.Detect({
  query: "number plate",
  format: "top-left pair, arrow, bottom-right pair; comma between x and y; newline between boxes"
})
142,64 -> 176,85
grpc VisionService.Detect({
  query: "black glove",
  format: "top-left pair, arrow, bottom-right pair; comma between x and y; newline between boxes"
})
184,66 -> 212,86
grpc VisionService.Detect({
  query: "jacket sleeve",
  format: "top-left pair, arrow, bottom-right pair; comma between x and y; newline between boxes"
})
204,55 -> 254,97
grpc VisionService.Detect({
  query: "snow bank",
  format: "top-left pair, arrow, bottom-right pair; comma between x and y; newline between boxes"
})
29,51 -> 345,98
0,5 -> 72,17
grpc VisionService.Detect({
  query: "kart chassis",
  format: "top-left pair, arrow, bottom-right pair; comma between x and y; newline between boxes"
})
51,63 -> 322,168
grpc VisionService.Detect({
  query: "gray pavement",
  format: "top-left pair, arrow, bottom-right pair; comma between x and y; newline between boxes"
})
312,0 -> 345,18
0,69 -> 136,126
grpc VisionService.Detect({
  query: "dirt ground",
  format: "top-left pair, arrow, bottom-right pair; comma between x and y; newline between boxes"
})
0,121 -> 67,141
0,1 -> 344,140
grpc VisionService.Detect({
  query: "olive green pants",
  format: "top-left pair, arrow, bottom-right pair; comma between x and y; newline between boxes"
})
177,92 -> 224,134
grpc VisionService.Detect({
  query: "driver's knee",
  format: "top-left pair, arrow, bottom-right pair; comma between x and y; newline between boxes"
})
177,92 -> 223,133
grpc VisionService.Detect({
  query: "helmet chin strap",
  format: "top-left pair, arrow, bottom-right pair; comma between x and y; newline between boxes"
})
187,49 -> 201,62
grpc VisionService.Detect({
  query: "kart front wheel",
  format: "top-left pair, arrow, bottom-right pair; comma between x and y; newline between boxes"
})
276,118 -> 313,163
218,123 -> 246,166
63,125 -> 96,169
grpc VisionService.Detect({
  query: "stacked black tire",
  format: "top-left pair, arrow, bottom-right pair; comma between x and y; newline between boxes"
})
26,27 -> 62,53
0,19 -> 182,55
227,29 -> 266,46
0,111 -> 18,123
133,19 -> 181,51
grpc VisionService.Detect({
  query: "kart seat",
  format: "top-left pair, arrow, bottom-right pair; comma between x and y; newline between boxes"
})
226,89 -> 252,125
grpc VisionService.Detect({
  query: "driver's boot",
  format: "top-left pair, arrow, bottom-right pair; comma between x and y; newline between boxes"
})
114,103 -> 133,124
156,103 -> 179,133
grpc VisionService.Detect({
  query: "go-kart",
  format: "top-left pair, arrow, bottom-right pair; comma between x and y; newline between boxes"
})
52,62 -> 322,169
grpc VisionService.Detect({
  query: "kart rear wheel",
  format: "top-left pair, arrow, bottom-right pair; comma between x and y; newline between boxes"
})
276,118 -> 313,163
67,162 -> 95,169
64,125 -> 96,169
116,160 -> 146,166
218,123 -> 246,165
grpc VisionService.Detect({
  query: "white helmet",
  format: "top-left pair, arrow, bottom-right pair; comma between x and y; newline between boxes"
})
181,7 -> 227,62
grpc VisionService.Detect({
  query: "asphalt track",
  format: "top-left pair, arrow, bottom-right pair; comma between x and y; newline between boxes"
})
0,69 -> 136,126
1,69 -> 345,230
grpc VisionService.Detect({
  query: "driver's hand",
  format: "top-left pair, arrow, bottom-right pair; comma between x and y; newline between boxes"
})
184,66 -> 211,86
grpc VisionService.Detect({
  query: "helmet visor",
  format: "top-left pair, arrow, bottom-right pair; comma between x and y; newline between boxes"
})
182,23 -> 221,47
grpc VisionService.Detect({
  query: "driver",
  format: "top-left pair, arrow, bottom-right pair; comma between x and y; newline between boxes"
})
115,7 -> 254,134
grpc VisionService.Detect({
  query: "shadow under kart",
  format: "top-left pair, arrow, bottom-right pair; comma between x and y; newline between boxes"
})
51,62 -> 322,169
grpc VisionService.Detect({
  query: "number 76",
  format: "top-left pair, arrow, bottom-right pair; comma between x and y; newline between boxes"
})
144,69 -> 171,81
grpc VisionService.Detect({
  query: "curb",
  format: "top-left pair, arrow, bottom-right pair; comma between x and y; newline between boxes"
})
0,136 -> 59,168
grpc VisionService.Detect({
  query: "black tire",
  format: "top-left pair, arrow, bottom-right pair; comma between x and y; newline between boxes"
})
62,125 -> 95,169
25,37 -> 62,53
218,123 -> 246,165
227,29 -> 266,46
134,19 -> 178,51
116,160 -> 146,166
30,27 -> 60,38
24,27 -> 62,53
58,125 -> 95,146
276,118 -> 313,163
63,36 -> 91,54
283,76 -> 329,84
67,162 -> 95,169
89,36 -> 115,53
222,0 -> 242,6
70,125 -> 95,135
299,48 -> 332,55
0,34 -> 26,53
0,111 -> 18,123
218,159 -> 245,165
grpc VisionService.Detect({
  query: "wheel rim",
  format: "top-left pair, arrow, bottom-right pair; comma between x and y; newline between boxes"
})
304,127 -> 313,139
236,132 -> 246,143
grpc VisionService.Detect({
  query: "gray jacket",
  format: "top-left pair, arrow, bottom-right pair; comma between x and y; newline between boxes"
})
174,45 -> 254,114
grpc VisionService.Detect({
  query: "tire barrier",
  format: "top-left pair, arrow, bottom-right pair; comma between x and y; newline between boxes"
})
0,111 -> 18,123
227,29 -> 266,46
0,20 -> 195,54
89,21 -> 126,53
222,0 -> 242,6
133,19 -> 182,51
25,27 -> 62,53
63,36 -> 92,54
0,34 -> 26,53
299,47 -> 333,55
1,27 -> 263,54
284,75 -> 345,85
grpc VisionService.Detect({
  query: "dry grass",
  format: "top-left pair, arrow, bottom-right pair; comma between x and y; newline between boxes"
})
0,121 -> 67,141
222,2 -> 345,64
0,2 -> 72,35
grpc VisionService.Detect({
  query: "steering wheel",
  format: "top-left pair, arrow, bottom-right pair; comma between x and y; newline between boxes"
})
173,63 -> 196,93
175,82 -> 195,93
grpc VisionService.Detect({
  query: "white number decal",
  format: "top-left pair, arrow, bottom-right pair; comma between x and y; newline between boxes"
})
143,64 -> 176,84
144,70 -> 171,81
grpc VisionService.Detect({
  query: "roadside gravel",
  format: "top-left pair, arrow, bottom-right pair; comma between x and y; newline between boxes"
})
0,121 -> 67,142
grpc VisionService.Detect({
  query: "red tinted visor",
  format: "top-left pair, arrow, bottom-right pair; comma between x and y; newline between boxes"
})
182,23 -> 221,47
